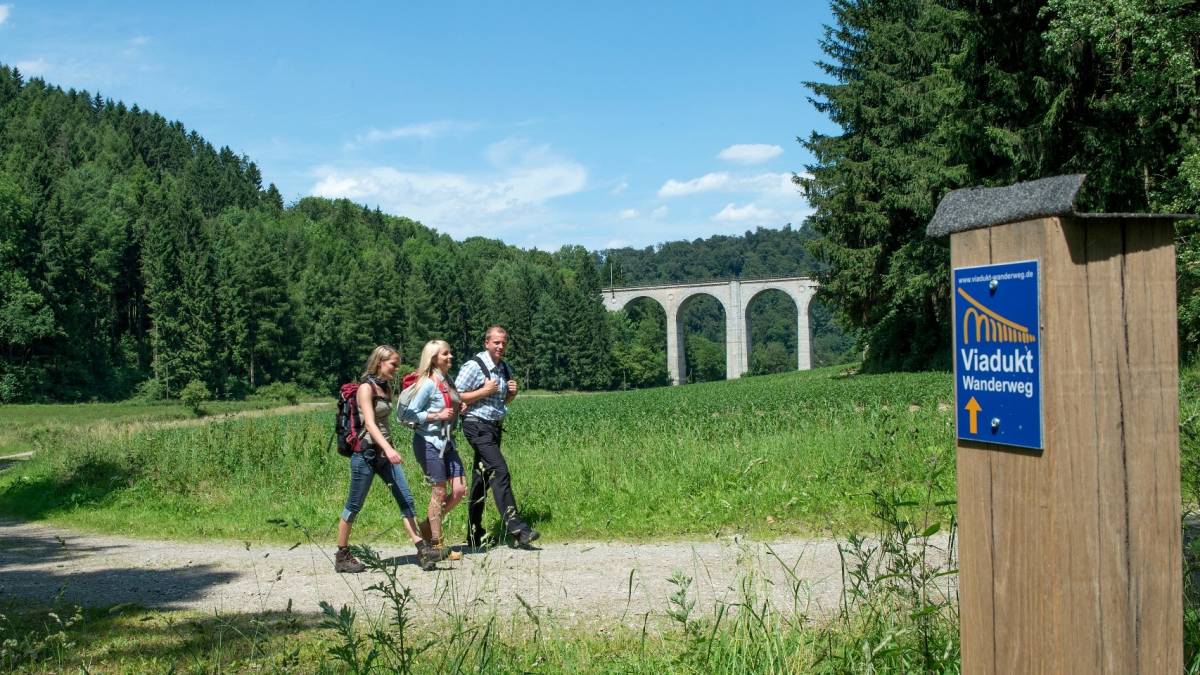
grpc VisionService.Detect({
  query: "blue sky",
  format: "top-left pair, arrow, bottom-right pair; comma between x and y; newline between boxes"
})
0,1 -> 837,251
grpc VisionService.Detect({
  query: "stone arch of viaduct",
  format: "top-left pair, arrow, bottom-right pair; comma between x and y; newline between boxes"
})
602,276 -> 819,385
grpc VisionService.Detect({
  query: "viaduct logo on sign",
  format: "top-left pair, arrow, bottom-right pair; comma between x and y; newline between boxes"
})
958,288 -> 1036,346
953,260 -> 1042,450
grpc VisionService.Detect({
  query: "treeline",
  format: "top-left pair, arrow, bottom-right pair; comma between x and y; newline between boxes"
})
0,65 -> 831,402
0,65 -> 612,401
803,0 -> 1200,370
602,228 -> 855,387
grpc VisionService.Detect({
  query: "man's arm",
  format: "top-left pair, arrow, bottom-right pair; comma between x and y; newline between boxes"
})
461,377 -> 500,405
456,360 -> 498,405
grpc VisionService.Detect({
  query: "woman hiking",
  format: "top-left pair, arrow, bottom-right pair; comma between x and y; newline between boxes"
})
399,339 -> 468,562
335,345 -> 437,572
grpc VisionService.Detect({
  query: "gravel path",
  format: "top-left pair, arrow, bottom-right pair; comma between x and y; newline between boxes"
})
0,518 -> 912,628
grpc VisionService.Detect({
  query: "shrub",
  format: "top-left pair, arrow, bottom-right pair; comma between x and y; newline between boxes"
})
179,380 -> 211,416
254,381 -> 304,405
131,377 -> 167,402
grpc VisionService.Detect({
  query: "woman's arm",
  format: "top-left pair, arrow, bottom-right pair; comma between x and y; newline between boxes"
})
401,380 -> 433,425
358,383 -> 399,461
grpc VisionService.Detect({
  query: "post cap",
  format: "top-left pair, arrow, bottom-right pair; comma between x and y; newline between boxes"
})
926,174 -> 1194,237
926,174 -> 1085,237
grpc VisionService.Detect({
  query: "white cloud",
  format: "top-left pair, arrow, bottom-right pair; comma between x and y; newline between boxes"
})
658,171 -> 797,199
345,120 -> 477,149
658,172 -> 731,198
0,5 -> 10,27
618,208 -> 638,220
713,202 -> 781,224
121,35 -> 153,59
310,139 -> 587,237
739,172 -> 798,197
610,179 -> 628,195
652,205 -> 668,218
14,58 -> 50,77
604,238 -> 631,249
718,143 -> 783,164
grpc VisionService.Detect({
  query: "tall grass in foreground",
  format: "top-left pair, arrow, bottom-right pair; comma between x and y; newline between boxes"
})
0,367 -> 957,541
1,492 -> 960,674
1180,365 -> 1200,673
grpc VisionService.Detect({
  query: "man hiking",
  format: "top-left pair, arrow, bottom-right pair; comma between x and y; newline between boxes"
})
456,325 -> 539,548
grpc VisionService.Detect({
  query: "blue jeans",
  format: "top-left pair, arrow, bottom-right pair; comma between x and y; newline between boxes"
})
340,447 -> 417,522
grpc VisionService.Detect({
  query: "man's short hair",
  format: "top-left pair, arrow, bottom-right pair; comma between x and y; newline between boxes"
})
484,325 -> 507,342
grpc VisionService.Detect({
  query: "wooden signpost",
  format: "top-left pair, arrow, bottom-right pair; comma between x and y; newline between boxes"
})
927,174 -> 1187,673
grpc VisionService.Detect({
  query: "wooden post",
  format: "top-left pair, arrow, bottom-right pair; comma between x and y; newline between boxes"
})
929,175 -> 1185,674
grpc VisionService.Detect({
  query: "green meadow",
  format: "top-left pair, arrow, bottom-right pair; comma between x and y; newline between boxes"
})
1,366 -> 1196,674
0,397 -> 320,458
0,367 -> 958,543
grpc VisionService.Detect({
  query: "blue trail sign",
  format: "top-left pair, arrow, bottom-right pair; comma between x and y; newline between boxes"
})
953,260 -> 1042,450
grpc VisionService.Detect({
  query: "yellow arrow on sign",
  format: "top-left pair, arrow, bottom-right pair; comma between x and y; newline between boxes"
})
965,397 -> 982,434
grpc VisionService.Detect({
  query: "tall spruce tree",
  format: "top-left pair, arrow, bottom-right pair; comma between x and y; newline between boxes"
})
0,173 -> 55,401
802,0 -> 1199,368
800,0 -> 964,370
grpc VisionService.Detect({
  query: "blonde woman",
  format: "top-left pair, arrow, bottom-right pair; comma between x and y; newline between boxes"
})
399,339 -> 468,560
336,345 -> 437,573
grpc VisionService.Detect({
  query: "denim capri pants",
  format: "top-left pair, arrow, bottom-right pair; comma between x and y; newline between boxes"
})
341,447 -> 417,523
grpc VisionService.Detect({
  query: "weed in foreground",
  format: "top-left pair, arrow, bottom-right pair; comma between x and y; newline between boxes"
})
0,604 -> 82,672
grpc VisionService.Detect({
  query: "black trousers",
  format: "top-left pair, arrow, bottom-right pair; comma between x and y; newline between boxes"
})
462,418 -> 527,542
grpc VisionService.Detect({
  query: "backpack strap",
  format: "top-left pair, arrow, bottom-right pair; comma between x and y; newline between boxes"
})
471,356 -> 511,382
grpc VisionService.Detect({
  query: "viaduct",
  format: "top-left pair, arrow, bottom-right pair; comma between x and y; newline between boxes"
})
601,276 -> 819,385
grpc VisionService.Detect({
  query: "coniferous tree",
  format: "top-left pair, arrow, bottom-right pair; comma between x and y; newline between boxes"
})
800,0 -> 963,371
802,0 -> 1200,368
0,173 -> 55,401
529,287 -> 569,390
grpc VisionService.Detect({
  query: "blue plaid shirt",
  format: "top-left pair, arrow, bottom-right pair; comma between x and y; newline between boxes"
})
455,351 -> 510,422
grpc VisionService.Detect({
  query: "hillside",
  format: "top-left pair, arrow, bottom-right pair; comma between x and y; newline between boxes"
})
0,65 -> 844,402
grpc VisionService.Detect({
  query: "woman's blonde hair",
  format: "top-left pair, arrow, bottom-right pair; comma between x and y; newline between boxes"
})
362,345 -> 400,381
415,339 -> 451,383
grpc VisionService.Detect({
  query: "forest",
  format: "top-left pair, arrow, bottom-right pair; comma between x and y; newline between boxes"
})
3,0 -> 1197,402
0,65 -> 844,402
803,0 -> 1200,371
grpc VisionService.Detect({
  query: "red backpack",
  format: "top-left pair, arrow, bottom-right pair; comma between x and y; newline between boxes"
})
396,372 -> 453,429
333,382 -> 366,457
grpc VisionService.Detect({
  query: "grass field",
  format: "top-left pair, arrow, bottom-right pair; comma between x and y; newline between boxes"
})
0,367 -> 959,543
0,397 -> 324,458
1,365 -> 1196,673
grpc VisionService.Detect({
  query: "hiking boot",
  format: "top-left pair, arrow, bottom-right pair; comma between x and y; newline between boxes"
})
514,528 -> 540,548
428,538 -> 452,562
335,547 -> 366,573
417,518 -> 433,543
415,541 -> 438,571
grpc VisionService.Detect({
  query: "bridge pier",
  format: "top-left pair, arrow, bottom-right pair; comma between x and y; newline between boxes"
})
725,280 -> 747,380
666,305 -> 685,386
796,288 -> 813,370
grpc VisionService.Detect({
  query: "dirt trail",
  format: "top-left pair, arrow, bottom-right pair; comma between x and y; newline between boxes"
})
0,518 -> 944,628
115,401 -> 329,432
